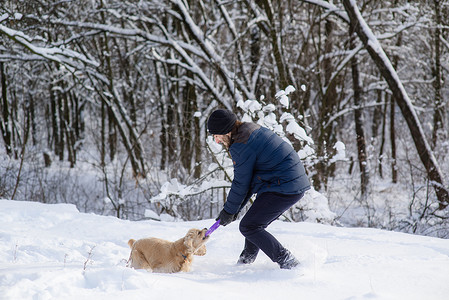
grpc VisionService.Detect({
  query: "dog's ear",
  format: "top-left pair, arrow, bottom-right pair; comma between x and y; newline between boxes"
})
184,231 -> 194,250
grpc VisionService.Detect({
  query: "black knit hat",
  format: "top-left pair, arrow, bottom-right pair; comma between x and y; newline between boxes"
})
207,109 -> 237,135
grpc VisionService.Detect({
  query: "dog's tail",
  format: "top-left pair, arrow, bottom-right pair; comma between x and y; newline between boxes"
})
128,239 -> 136,248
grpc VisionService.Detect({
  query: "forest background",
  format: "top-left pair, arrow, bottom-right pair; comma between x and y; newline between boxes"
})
1,0 -> 448,237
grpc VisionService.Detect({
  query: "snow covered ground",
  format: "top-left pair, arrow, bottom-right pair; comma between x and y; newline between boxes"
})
1,199 -> 449,300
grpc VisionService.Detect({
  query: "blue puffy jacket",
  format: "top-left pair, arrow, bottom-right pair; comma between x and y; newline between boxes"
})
224,123 -> 311,215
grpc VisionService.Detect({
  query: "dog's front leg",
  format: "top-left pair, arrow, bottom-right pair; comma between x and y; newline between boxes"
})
194,245 -> 207,256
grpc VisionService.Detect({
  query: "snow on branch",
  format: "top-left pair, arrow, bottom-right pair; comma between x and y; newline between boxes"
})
440,35 -> 449,52
0,23 -> 99,72
301,0 -> 349,23
150,178 -> 231,203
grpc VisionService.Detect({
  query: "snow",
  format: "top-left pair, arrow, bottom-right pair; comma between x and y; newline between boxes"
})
329,141 -> 347,163
1,199 -> 449,300
14,13 -> 23,20
280,112 -> 314,144
237,99 -> 262,113
275,88 -> 292,108
284,85 -> 296,95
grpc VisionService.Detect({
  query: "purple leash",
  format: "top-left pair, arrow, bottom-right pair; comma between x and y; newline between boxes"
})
205,219 -> 221,237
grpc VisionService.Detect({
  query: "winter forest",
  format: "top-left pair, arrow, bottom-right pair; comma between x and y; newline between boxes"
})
1,1 -> 448,237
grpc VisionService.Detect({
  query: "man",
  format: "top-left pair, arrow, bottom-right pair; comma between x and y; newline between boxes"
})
207,109 -> 310,269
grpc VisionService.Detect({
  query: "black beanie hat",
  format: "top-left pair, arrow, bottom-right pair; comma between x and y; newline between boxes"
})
207,109 -> 237,135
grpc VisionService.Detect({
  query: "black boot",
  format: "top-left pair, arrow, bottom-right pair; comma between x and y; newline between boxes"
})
237,239 -> 259,265
277,249 -> 300,269
237,250 -> 258,265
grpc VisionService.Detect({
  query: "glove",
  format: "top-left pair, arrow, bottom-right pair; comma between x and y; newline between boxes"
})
216,208 -> 235,226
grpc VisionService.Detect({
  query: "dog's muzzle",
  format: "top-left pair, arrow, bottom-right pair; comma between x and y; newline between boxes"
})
202,228 -> 209,240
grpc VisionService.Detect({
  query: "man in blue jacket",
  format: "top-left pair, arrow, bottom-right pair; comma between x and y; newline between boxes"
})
207,109 -> 310,269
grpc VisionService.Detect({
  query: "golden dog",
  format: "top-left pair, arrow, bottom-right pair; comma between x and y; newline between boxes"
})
127,228 -> 209,273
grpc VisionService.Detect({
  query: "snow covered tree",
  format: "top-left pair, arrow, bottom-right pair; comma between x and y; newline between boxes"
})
342,0 -> 449,209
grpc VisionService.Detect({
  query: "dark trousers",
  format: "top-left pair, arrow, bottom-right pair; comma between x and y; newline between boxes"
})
238,192 -> 304,263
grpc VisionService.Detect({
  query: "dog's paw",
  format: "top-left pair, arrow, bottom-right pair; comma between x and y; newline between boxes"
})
194,245 -> 207,256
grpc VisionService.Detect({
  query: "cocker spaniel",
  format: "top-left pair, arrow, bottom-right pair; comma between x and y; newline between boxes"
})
127,228 -> 209,273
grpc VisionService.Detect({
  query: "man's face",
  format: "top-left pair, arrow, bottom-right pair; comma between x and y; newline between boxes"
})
213,132 -> 232,149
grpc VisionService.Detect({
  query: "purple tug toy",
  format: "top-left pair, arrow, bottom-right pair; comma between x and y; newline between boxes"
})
205,219 -> 221,237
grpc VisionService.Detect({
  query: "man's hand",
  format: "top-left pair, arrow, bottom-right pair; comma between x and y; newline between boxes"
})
216,208 -> 235,226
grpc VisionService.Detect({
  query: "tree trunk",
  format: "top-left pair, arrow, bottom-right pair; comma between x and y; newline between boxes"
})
49,85 -> 60,160
250,26 -> 261,97
431,0 -> 443,149
63,92 -> 75,167
372,84 -> 383,139
312,17 -> 338,191
193,109 -> 201,179
167,89 -> 177,170
160,103 -> 167,171
58,93 -> 65,161
389,10 -> 402,184
101,101 -> 106,167
108,106 -> 117,162
155,60 -> 167,171
181,72 -> 195,172
29,91 -> 37,146
342,0 -> 449,209
349,25 -> 369,198
0,62 -> 12,157
259,0 -> 288,89
390,94 -> 397,183
378,96 -> 388,179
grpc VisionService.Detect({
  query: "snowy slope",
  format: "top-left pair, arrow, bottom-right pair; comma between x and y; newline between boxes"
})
1,199 -> 449,300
